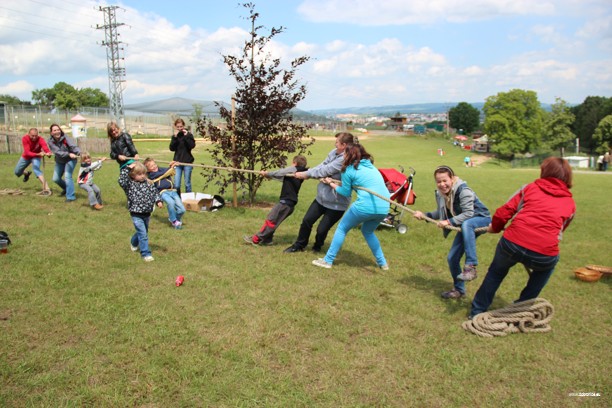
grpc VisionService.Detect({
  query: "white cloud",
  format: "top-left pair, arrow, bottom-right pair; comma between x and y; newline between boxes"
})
0,80 -> 34,96
297,0 -> 556,25
0,0 -> 609,110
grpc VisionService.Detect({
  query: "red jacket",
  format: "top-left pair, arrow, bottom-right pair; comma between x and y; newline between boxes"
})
21,134 -> 50,159
491,178 -> 575,256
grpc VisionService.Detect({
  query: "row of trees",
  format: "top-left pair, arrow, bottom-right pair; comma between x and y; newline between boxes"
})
1,83 -> 109,111
449,93 -> 612,159
31,82 -> 109,111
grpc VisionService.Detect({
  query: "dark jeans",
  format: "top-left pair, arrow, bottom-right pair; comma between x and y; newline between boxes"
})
470,237 -> 559,316
293,199 -> 345,250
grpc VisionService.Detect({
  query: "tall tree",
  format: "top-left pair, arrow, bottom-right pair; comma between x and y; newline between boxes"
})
196,2 -> 313,203
592,114 -> 612,153
570,96 -> 612,153
482,89 -> 545,159
543,97 -> 575,156
77,87 -> 109,107
31,88 -> 54,106
448,102 -> 480,135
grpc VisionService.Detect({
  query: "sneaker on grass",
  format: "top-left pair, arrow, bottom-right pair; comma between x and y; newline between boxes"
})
312,258 -> 332,269
131,244 -> 139,252
441,289 -> 465,299
243,235 -> 257,245
457,264 -> 477,281
143,255 -> 154,262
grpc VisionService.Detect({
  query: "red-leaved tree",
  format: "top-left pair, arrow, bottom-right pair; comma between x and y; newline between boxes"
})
196,2 -> 313,204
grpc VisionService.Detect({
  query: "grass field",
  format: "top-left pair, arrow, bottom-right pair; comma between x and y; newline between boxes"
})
1,133 -> 610,407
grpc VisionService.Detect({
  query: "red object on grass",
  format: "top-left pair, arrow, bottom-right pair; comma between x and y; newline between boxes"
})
175,275 -> 184,287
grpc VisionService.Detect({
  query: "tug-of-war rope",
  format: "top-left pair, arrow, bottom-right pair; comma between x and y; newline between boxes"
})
129,159 -> 553,335
144,159 -> 488,234
9,158 -> 554,335
461,298 -> 554,337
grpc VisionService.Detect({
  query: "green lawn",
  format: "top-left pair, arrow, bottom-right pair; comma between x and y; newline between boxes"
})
0,133 -> 610,407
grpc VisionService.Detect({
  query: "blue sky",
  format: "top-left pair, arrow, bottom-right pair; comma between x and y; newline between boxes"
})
1,0 -> 611,110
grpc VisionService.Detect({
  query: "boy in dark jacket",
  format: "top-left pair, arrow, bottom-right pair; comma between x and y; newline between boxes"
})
119,162 -> 162,262
243,155 -> 308,246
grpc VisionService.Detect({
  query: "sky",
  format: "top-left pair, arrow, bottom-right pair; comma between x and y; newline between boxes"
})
1,0 -> 611,111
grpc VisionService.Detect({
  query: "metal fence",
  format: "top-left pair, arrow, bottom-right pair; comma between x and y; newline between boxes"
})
0,105 -> 179,138
0,133 -> 111,154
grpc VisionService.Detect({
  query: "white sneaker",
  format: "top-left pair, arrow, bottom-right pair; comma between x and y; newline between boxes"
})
312,258 -> 332,269
131,245 -> 139,252
380,264 -> 389,271
143,255 -> 154,262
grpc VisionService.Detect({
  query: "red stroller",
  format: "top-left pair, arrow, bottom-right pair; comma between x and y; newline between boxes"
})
378,166 -> 416,234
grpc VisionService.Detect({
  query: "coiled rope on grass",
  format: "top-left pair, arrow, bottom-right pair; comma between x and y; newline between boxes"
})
129,158 -> 487,233
461,298 -> 554,338
0,188 -> 25,195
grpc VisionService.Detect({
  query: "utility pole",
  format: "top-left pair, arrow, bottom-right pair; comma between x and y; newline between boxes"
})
97,6 -> 126,130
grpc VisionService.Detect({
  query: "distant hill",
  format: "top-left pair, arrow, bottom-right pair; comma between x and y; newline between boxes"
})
309,103 -> 482,116
124,97 -> 229,115
124,97 -> 552,118
308,102 -> 553,116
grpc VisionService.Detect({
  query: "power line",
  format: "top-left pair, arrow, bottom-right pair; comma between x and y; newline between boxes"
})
0,16 -> 99,41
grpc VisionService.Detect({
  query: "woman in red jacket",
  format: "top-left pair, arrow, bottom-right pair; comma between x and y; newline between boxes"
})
469,157 -> 576,318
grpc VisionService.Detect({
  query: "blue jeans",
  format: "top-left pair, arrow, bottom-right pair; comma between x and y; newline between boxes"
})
470,237 -> 559,316
161,190 -> 186,223
447,216 -> 491,294
52,159 -> 77,200
130,215 -> 151,257
174,165 -> 193,193
324,206 -> 388,267
14,157 -> 43,177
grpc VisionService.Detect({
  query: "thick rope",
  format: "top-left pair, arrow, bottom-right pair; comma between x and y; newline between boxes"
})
326,178 -> 488,233
130,158 -> 486,233
461,298 -> 554,338
150,167 -> 176,184
126,158 -> 262,174
0,188 -> 25,195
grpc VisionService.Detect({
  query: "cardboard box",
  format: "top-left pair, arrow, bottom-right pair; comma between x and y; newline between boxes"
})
181,192 -> 214,212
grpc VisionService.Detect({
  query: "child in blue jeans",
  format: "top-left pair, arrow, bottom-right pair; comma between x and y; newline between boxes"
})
413,165 -> 491,299
118,162 -> 162,262
144,158 -> 186,229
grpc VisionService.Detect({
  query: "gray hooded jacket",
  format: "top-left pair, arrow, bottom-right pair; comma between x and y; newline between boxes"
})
426,177 -> 490,238
306,148 -> 351,211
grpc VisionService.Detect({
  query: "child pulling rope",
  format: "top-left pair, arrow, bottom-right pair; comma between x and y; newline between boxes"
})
125,158 -> 487,233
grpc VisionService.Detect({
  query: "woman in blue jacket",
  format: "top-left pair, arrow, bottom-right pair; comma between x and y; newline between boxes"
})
312,143 -> 391,270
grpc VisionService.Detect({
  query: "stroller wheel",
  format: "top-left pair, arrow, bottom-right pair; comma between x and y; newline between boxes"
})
397,224 -> 408,234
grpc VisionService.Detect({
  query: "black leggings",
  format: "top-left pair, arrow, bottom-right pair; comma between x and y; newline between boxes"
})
293,199 -> 345,250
